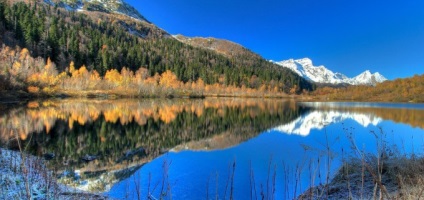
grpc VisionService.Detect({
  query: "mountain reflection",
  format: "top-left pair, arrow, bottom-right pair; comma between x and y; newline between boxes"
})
0,98 -> 306,191
273,103 -> 424,136
273,110 -> 382,136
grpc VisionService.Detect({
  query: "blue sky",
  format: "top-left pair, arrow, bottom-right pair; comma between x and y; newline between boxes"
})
127,0 -> 424,79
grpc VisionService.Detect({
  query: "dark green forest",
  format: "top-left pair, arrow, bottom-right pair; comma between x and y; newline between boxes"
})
0,1 -> 313,93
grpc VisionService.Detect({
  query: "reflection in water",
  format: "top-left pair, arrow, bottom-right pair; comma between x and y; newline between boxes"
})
0,98 -> 301,142
1,99 -> 423,195
273,103 -> 424,136
302,102 -> 424,129
0,98 -> 305,191
273,110 -> 382,136
106,102 -> 424,199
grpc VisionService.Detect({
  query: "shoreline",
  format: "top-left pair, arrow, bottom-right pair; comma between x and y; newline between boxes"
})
1,90 -> 423,103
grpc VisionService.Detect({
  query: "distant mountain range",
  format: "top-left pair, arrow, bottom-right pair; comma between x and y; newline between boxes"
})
273,58 -> 387,86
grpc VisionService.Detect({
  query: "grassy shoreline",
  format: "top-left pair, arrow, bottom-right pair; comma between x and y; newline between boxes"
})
0,89 -> 295,102
2,89 -> 424,103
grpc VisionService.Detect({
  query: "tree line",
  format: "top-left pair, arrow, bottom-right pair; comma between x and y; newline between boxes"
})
0,47 -> 301,97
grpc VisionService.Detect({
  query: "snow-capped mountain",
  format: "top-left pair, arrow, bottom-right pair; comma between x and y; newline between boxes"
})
273,58 -> 387,86
45,0 -> 148,22
271,110 -> 382,136
350,70 -> 387,86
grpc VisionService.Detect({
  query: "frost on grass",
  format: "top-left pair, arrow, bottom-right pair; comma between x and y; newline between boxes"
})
0,148 -> 63,199
0,148 -> 108,199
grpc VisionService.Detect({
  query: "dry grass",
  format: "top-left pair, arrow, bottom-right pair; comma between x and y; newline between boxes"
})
299,145 -> 424,199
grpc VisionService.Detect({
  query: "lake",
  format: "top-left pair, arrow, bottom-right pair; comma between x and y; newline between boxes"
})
0,98 -> 423,199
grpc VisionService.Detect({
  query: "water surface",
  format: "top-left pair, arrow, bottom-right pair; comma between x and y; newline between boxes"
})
0,99 -> 423,199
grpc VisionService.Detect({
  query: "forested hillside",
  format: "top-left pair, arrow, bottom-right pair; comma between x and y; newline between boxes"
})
313,74 -> 424,102
0,0 -> 313,94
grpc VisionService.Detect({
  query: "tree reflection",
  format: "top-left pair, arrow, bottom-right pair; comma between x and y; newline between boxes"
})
0,99 -> 305,179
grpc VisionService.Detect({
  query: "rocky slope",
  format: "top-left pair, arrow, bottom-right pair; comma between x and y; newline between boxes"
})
46,0 -> 148,22
173,34 -> 262,59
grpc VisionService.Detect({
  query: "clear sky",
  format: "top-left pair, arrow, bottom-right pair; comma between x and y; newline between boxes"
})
127,0 -> 424,80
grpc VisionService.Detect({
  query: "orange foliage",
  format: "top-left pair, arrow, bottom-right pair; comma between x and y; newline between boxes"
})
28,86 -> 40,93
1,46 -> 290,97
72,65 -> 89,78
144,73 -> 160,86
192,78 -> 205,90
90,70 -> 101,81
159,70 -> 180,88
105,69 -> 123,85
27,101 -> 40,108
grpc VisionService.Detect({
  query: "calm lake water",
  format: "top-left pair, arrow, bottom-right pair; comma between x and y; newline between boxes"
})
0,98 -> 423,199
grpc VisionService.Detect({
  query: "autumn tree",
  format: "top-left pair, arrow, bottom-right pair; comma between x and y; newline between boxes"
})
159,70 -> 180,88
105,69 -> 123,87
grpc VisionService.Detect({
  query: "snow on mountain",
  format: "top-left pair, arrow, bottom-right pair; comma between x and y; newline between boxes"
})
46,0 -> 149,22
274,58 -> 387,86
350,70 -> 388,85
271,110 -> 382,136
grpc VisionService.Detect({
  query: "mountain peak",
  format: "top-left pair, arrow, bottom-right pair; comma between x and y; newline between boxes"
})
351,70 -> 387,85
363,70 -> 371,74
354,70 -> 372,79
295,58 -> 313,66
274,58 -> 387,86
47,0 -> 149,22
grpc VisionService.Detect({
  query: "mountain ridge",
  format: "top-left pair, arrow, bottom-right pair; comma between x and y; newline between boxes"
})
274,58 -> 387,86
172,34 -> 260,59
45,0 -> 149,22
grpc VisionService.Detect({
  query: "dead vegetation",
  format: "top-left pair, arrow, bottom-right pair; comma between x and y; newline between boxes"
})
299,128 -> 424,200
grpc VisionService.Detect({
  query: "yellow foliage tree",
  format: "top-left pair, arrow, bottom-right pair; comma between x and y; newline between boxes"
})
121,67 -> 134,87
90,70 -> 101,81
192,78 -> 205,91
40,58 -> 58,86
159,70 -> 180,88
105,69 -> 123,86
69,61 -> 75,74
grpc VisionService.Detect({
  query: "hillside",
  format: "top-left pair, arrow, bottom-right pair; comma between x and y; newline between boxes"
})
312,74 -> 424,102
173,34 -> 262,59
0,0 -> 313,95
